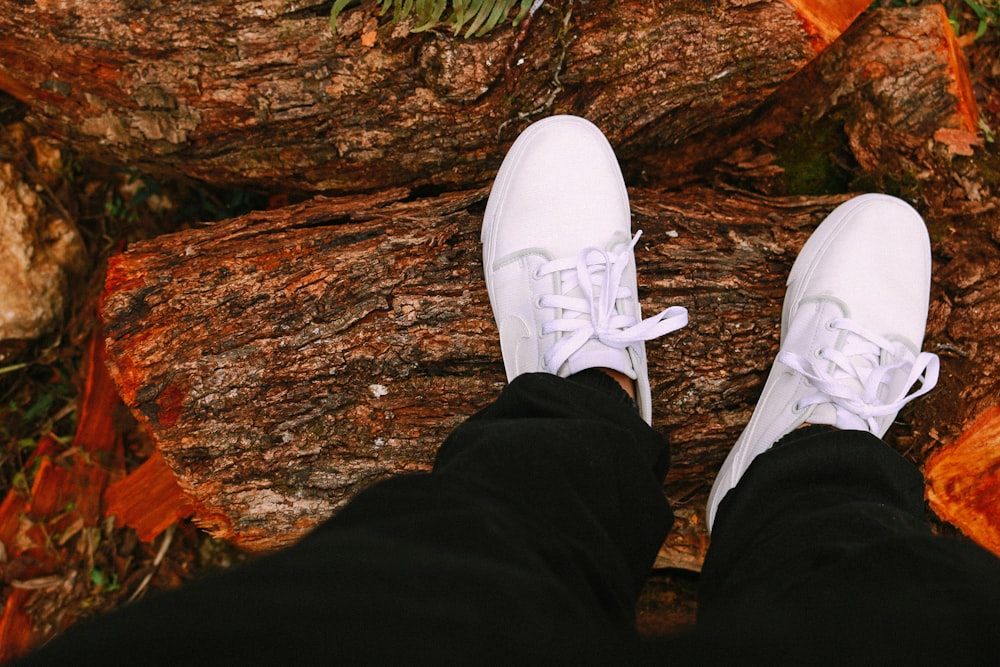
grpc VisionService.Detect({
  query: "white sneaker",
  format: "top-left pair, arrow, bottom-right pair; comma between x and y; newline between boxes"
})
706,194 -> 940,531
481,115 -> 688,423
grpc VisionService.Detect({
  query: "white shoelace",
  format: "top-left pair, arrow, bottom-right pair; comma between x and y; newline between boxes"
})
777,317 -> 940,432
537,231 -> 689,374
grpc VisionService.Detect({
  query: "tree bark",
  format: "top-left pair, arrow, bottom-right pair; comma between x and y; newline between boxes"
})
645,5 -> 980,200
0,0 -> 867,194
101,185 -> 1000,560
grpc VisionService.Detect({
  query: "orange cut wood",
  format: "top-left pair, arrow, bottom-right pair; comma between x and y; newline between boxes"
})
935,1 -> 979,134
104,449 -> 195,542
0,589 -> 36,661
0,329 -> 125,662
925,406 -> 1000,558
0,435 -> 59,551
788,0 -> 871,48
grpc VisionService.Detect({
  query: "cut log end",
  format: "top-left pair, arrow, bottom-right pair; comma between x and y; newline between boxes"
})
937,3 -> 980,133
788,0 -> 871,49
925,406 -> 1000,559
103,450 -> 196,542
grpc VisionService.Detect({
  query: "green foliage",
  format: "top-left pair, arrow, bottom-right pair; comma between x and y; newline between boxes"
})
89,567 -> 121,592
775,117 -> 855,196
961,0 -> 1000,39
1,353 -> 77,494
330,0 -> 540,38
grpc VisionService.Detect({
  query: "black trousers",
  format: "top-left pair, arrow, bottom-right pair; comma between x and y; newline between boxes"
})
17,372 -> 1000,665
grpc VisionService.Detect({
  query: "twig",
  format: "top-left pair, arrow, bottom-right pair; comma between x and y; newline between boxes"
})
127,524 -> 176,604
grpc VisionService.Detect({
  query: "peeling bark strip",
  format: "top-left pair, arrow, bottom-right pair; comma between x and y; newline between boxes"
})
101,186 -> 1000,555
0,0 -> 867,194
0,330 -> 126,661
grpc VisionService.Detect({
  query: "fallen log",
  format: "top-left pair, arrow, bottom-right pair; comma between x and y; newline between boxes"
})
918,207 -> 1000,560
0,0 -> 868,194
95,0 -> 999,558
105,186 -> 829,552
100,185 -> 1000,559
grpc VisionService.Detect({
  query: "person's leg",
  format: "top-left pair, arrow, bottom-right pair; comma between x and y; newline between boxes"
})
15,371 -> 670,666
319,369 -> 675,662
430,369 -> 672,600
705,194 -> 940,529
693,194 -> 1000,662
17,116 -> 689,665
698,427 -> 1000,663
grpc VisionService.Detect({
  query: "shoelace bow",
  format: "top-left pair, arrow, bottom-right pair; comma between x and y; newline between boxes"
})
777,317 -> 940,432
537,231 -> 688,374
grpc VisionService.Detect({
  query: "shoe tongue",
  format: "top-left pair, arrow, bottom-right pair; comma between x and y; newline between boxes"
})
803,335 -> 878,431
546,237 -> 647,379
562,343 -> 635,379
553,263 -> 638,379
807,403 -> 843,429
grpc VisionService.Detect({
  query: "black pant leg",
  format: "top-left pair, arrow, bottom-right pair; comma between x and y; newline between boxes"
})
694,426 -> 1000,664
17,372 -> 673,666
431,369 -> 672,598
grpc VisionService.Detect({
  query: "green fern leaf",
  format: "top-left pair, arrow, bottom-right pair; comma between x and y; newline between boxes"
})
449,0 -> 467,29
397,0 -> 416,23
512,0 -> 535,25
412,0 -> 449,32
453,0 -> 484,35
477,0 -> 505,36
329,0 -> 358,30
332,0 -> 535,37
464,0 -> 497,37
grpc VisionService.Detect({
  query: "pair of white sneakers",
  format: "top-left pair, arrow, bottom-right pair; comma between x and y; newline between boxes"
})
481,115 -> 940,532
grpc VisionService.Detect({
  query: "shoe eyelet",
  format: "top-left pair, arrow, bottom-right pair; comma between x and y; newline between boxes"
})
824,320 -> 838,331
531,267 -> 542,280
534,296 -> 544,309
813,347 -> 825,360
